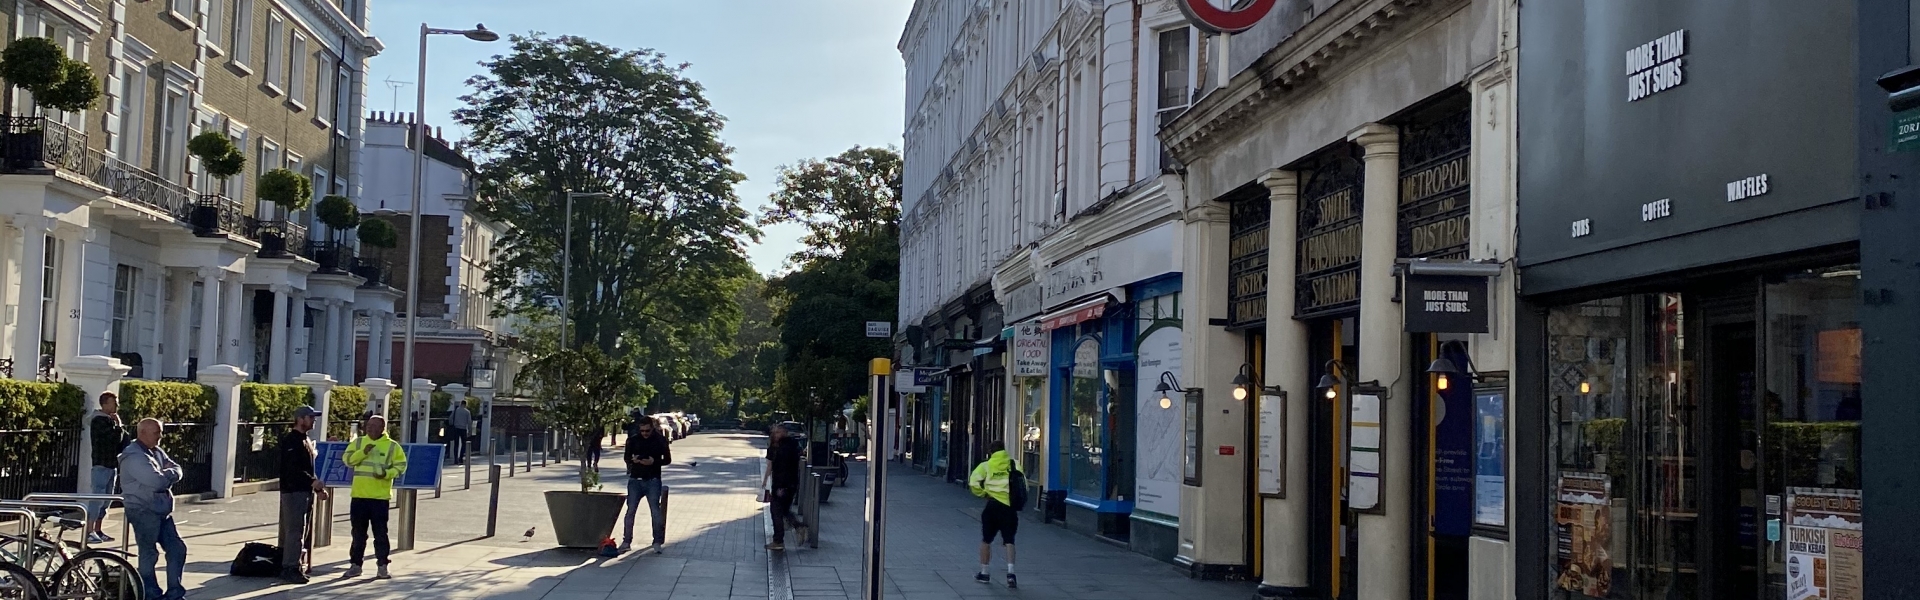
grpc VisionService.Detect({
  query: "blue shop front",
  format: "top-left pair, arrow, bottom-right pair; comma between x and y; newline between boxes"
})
1037,220 -> 1184,563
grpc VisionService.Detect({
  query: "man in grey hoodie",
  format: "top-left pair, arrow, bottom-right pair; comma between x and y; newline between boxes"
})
120,418 -> 189,600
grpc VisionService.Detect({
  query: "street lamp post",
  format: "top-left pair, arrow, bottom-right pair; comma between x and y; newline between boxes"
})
559,191 -> 607,352
398,22 -> 499,552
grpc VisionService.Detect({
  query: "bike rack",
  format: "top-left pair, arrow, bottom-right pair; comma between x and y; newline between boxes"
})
0,500 -> 97,554
0,506 -> 40,571
23,494 -> 128,554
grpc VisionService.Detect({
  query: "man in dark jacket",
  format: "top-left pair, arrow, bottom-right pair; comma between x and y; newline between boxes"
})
620,418 -> 672,552
763,423 -> 803,551
86,392 -> 128,544
277,406 -> 328,584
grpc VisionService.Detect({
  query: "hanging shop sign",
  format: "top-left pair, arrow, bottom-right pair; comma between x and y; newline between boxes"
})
1296,148 -> 1365,318
1227,195 -> 1272,328
1177,0 -> 1277,34
1786,487 -> 1863,600
1403,274 -> 1490,334
1012,321 -> 1047,377
1398,108 -> 1472,260
895,368 -> 944,394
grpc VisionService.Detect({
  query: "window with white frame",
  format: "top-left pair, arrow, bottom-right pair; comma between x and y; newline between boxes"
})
257,138 -> 280,217
224,122 -> 249,198
117,41 -> 153,162
314,53 -> 337,124
335,69 -> 351,129
264,14 -> 285,91
111,265 -> 138,354
288,33 -> 308,107
157,86 -> 189,183
40,237 -> 56,349
1155,26 -> 1194,171
206,0 -> 226,52
310,167 -> 330,233
169,0 -> 194,21
231,0 -> 254,65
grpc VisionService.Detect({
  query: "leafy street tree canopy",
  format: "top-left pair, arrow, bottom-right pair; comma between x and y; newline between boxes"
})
456,34 -> 758,369
760,146 -> 901,423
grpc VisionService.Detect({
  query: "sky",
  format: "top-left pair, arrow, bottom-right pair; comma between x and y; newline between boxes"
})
362,0 -> 913,276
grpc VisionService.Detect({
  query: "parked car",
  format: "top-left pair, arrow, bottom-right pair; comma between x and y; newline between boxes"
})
654,414 -> 683,440
685,414 -> 701,431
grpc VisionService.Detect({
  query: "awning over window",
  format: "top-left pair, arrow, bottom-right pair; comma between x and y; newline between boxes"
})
1041,295 -> 1114,331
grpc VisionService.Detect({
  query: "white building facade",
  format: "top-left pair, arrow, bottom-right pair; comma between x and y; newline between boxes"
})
898,0 -> 1205,567
0,0 -> 384,386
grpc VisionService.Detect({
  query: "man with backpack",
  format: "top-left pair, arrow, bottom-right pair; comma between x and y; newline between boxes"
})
967,441 -> 1025,589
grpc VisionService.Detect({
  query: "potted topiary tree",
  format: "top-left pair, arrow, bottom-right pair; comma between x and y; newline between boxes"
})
254,168 -> 312,256
0,37 -> 103,169
313,195 -> 359,272
353,218 -> 398,284
188,131 -> 247,193
515,346 -> 643,548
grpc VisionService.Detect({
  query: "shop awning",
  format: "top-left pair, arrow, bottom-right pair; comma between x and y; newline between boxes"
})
1041,295 -> 1113,331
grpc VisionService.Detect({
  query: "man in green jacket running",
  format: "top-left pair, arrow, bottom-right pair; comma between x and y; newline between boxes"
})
967,441 -> 1018,589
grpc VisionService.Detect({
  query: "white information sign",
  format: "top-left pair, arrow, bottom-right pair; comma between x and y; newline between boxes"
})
1256,393 -> 1285,497
1348,393 -> 1383,510
1012,321 -> 1047,377
865,321 -> 892,338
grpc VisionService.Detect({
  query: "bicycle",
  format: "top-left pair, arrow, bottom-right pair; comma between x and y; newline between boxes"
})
0,560 -> 47,600
0,507 -> 140,600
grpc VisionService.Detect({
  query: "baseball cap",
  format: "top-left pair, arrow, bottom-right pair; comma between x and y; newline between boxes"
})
293,406 -> 322,419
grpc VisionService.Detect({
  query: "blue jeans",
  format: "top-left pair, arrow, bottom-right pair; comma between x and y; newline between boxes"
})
88,466 -> 116,525
125,508 -> 186,600
622,477 -> 665,545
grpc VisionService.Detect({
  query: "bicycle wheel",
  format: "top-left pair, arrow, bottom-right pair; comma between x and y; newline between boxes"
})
46,550 -> 140,600
0,534 -> 60,579
0,561 -> 46,600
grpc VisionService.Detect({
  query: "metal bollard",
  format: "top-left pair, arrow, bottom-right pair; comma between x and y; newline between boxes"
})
524,435 -> 533,472
486,465 -> 503,537
464,452 -> 472,490
508,435 -> 517,478
540,433 -> 548,467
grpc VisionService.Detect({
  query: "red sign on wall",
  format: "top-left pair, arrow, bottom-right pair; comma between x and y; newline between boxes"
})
1178,0 -> 1278,34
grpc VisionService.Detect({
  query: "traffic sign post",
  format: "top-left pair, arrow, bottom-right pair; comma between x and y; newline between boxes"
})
865,321 -> 892,338
863,359 -> 891,600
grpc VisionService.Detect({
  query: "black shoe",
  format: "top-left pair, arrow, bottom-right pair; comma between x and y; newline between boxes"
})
974,573 -> 990,584
1007,574 -> 1018,589
280,571 -> 310,585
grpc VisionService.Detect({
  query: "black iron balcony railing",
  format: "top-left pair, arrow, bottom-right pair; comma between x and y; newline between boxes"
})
191,194 -> 245,237
245,218 -> 309,259
304,240 -> 356,274
351,256 -> 392,287
3,116 -> 194,222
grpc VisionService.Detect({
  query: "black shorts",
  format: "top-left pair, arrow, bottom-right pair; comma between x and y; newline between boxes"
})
980,500 -> 1018,544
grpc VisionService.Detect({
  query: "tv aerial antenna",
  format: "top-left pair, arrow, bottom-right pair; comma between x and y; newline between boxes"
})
383,77 -> 414,114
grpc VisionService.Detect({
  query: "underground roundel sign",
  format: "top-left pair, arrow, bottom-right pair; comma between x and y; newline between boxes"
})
1179,0 -> 1277,34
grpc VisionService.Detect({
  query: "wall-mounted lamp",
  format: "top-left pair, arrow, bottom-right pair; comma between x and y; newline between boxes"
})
1229,364 -> 1255,401
1425,340 -> 1477,391
1317,359 -> 1383,399
1153,371 -> 1185,409
1579,381 -> 1591,394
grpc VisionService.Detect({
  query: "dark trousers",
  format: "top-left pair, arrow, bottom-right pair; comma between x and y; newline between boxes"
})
448,427 -> 467,461
278,492 -> 313,575
770,486 -> 797,543
348,498 -> 391,566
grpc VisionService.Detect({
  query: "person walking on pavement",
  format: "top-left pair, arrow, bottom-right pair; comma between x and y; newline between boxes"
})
587,424 -> 606,470
277,406 -> 329,584
120,418 -> 188,600
762,422 -> 804,551
448,401 -> 471,464
86,391 -> 128,544
968,441 -> 1019,589
620,417 -> 672,553
343,416 -> 406,579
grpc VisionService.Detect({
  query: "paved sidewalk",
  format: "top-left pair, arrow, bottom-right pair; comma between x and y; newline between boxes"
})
779,460 -> 1255,600
117,432 -> 772,599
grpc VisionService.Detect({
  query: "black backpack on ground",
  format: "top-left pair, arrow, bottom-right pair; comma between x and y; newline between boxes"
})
1006,467 -> 1028,511
229,542 -> 280,577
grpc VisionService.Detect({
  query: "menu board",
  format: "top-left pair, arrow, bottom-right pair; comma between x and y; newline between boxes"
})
1555,472 -> 1613,597
1786,488 -> 1863,600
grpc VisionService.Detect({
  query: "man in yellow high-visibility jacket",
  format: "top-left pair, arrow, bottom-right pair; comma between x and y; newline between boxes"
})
342,416 -> 405,579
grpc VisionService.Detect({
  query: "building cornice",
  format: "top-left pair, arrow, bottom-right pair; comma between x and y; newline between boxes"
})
1035,178 -> 1180,270
274,0 -> 381,55
1162,0 -> 1462,163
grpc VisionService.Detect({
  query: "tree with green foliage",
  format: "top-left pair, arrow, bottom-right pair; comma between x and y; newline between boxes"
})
0,37 -> 99,114
257,168 -> 313,212
760,146 -> 901,423
515,346 -> 646,489
455,34 -> 757,369
358,218 -> 398,249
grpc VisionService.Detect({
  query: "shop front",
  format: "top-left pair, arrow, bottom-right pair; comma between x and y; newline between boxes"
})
1515,1 -> 1864,598
1036,218 -> 1184,557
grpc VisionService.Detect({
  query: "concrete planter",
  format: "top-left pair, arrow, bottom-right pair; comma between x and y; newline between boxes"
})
543,490 -> 626,548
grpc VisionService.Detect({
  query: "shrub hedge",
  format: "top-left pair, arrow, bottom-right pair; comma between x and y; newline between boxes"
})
239,383 -> 313,422
119,380 -> 216,424
0,380 -> 85,430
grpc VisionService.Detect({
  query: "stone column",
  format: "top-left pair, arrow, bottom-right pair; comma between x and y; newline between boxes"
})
268,285 -> 291,383
200,364 -> 250,499
289,289 -> 308,376
52,224 -> 90,367
293,372 -> 337,442
166,270 -> 194,378
1175,199 -> 1250,571
321,300 -> 341,384
362,377 -> 395,421
337,307 -> 356,383
64,356 -> 130,494
196,268 -> 223,371
1257,169 -> 1313,596
377,311 -> 396,380
365,312 -> 385,380
12,217 -> 49,374
220,278 -> 245,366
1348,122 -> 1409,600
409,378 -> 435,444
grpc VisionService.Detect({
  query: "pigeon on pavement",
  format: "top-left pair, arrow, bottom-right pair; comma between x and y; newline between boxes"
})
522,527 -> 536,541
